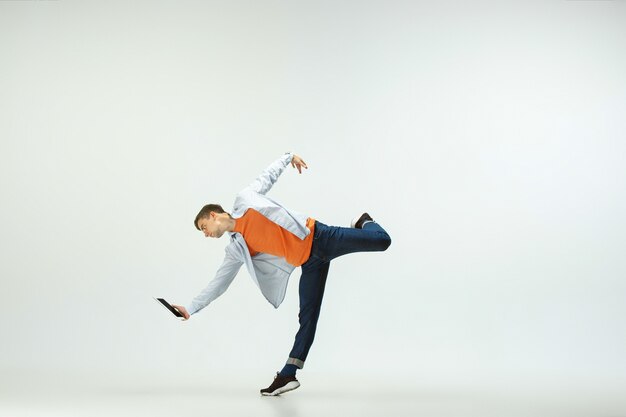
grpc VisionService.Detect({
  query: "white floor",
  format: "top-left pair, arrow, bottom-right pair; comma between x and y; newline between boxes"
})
1,372 -> 625,417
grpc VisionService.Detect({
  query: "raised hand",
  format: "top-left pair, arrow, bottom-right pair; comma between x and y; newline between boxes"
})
291,155 -> 308,174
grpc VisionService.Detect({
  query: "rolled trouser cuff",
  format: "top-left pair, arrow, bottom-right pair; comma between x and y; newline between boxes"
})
287,357 -> 305,369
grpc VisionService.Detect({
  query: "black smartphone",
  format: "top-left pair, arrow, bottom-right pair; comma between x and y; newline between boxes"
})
154,297 -> 184,319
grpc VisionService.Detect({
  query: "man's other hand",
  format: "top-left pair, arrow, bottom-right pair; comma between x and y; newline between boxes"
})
172,304 -> 190,321
291,155 -> 308,174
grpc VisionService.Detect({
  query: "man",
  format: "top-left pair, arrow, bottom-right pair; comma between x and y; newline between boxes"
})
172,152 -> 391,396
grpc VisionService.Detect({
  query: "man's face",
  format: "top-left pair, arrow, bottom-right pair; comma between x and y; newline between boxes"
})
198,212 -> 227,238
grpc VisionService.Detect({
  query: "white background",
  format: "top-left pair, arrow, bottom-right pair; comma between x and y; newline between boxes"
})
1,0 -> 625,413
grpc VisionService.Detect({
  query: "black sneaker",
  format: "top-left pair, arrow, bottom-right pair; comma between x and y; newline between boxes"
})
350,212 -> 374,229
260,372 -> 300,396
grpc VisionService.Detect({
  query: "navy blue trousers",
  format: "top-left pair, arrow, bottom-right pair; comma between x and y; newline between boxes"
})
286,220 -> 391,369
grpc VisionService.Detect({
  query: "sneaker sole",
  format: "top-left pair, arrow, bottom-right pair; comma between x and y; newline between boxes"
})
350,214 -> 363,228
351,216 -> 373,229
261,381 -> 301,396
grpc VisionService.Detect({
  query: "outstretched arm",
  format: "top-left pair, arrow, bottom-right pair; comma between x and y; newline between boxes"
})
245,152 -> 308,195
176,247 -> 243,320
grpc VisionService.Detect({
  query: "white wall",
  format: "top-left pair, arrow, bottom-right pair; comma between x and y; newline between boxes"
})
1,0 -> 625,388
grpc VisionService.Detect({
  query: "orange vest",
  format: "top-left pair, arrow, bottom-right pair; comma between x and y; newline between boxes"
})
233,208 -> 316,267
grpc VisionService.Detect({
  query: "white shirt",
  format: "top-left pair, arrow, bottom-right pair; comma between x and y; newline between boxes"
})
187,152 -> 311,315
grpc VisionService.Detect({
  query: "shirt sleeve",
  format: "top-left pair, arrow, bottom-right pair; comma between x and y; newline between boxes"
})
186,246 -> 243,315
244,152 -> 293,195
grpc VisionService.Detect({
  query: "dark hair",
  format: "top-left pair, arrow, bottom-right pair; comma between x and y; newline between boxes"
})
194,204 -> 232,230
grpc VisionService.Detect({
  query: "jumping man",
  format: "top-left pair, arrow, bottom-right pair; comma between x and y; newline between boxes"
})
172,152 -> 391,396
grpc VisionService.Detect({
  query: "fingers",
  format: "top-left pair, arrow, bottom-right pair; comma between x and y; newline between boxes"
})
291,157 -> 308,174
173,304 -> 190,320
